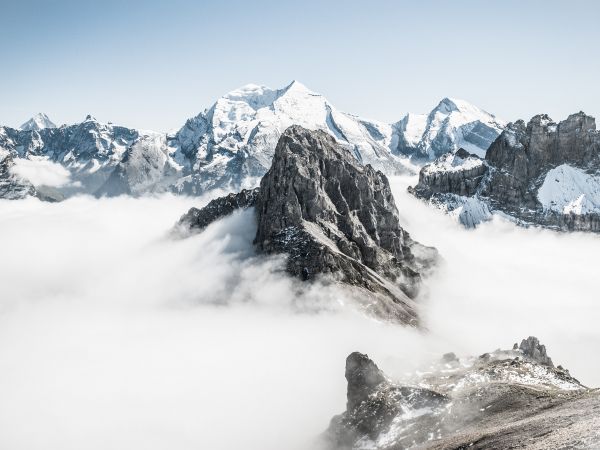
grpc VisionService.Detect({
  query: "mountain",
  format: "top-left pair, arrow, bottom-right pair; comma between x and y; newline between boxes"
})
325,337 -> 599,449
409,112 -> 600,231
0,115 -> 178,196
0,82 -> 504,200
19,113 -> 56,131
177,126 -> 438,324
168,81 -> 412,194
393,97 -> 506,161
0,150 -> 36,200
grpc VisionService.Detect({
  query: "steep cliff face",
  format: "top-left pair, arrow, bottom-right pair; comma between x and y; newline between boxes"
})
178,126 -> 438,324
325,338 -> 599,450
410,112 -> 600,231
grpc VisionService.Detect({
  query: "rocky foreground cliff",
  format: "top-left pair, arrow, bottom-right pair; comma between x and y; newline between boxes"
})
410,112 -> 600,231
325,337 -> 600,449
177,125 -> 437,324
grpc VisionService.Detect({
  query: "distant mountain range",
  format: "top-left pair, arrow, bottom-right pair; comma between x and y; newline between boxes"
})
0,81 -> 504,199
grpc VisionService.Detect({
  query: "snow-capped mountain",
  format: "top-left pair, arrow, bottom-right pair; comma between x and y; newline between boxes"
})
393,97 -> 506,160
19,113 -> 56,131
0,114 -> 174,196
410,112 -> 600,232
168,81 -> 410,194
0,82 -> 506,200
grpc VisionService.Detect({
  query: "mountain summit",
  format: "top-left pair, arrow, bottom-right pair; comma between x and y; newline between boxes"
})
393,97 -> 505,160
178,125 -> 437,324
170,80 -> 411,194
0,82 -> 506,200
19,113 -> 56,131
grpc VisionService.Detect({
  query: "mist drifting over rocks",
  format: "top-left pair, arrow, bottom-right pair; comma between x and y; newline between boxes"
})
0,174 -> 599,449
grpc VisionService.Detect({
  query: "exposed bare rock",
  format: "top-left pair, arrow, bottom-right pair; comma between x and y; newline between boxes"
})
324,337 -> 599,450
518,336 -> 553,367
177,188 -> 259,234
177,126 -> 438,324
410,112 -> 600,231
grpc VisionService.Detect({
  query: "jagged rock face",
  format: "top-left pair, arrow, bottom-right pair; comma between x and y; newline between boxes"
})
518,336 -> 554,367
345,352 -> 387,411
254,126 -> 433,299
178,126 -> 437,324
177,188 -> 259,233
329,352 -> 447,447
410,148 -> 488,199
325,338 -> 599,450
410,112 -> 600,231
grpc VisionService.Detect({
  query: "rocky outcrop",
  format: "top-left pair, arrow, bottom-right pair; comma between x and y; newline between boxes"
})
178,125 -> 438,324
410,112 -> 600,231
517,336 -> 554,367
325,337 -> 599,450
329,352 -> 447,447
409,148 -> 488,198
177,188 -> 259,233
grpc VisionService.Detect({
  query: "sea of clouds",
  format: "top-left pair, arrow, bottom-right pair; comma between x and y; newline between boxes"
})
0,175 -> 598,450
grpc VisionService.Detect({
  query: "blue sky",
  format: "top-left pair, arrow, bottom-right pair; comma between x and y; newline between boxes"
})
1,0 -> 599,131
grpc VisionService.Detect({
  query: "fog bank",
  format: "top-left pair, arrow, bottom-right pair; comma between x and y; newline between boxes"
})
0,179 -> 598,449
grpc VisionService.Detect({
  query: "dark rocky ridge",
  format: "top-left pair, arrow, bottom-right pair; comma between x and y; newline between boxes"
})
325,337 -> 599,449
178,125 -> 438,324
410,112 -> 600,231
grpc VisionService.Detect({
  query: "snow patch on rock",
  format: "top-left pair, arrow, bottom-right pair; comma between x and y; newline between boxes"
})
538,164 -> 600,214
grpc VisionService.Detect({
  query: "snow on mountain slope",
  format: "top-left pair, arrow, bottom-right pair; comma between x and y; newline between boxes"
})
0,116 -> 161,196
97,132 -> 183,196
538,164 -> 600,214
394,98 -> 505,160
19,113 -> 56,131
1,83 -> 506,200
169,81 -> 411,194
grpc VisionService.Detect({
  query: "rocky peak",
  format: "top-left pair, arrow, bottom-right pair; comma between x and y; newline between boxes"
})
19,113 -> 56,131
433,97 -> 461,115
518,336 -> 554,367
178,125 -> 437,324
345,352 -> 386,410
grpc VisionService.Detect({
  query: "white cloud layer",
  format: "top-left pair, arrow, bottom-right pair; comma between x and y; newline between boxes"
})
0,177 -> 598,450
10,157 -> 72,187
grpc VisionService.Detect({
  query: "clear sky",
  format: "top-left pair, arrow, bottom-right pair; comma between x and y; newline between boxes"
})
1,0 -> 599,131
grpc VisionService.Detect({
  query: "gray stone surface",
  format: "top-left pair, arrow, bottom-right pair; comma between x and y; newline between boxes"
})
410,112 -> 600,231
176,188 -> 259,234
324,338 -> 600,450
178,126 -> 438,324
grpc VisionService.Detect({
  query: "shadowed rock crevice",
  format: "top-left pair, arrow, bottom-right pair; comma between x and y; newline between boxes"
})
178,125 -> 438,324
